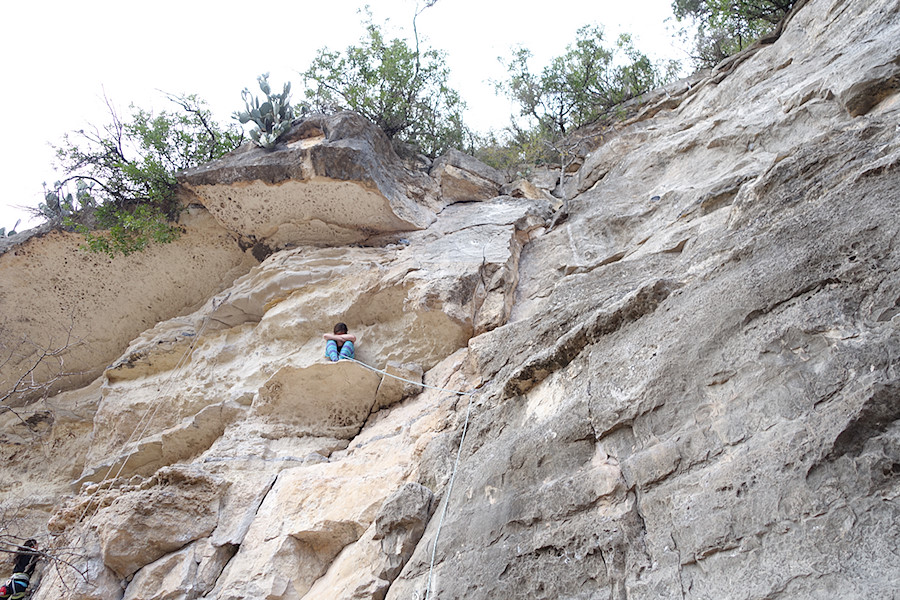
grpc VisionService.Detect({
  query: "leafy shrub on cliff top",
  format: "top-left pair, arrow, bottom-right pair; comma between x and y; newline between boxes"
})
673,0 -> 797,68
499,25 -> 679,138
302,10 -> 469,158
51,94 -> 244,257
483,25 -> 678,174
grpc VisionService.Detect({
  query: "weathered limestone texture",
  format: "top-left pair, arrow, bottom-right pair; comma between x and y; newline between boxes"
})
179,112 -> 442,249
0,206 -> 257,400
387,1 -> 900,598
2,0 -> 899,598
430,148 -> 506,203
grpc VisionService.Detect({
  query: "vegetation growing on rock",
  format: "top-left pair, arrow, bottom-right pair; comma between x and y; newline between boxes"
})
49,94 -> 244,257
302,9 -> 469,159
234,73 -> 295,150
673,0 -> 798,67
32,1 -> 797,257
481,25 -> 679,176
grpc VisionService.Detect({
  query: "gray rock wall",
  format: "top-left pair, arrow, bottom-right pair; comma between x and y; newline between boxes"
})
1,0 -> 898,598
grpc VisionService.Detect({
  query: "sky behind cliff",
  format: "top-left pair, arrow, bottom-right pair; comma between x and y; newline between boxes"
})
0,0 -> 689,231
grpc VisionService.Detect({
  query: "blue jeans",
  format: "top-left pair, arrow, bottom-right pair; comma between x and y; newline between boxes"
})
325,340 -> 354,361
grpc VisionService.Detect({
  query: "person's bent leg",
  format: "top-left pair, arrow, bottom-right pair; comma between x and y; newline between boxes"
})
325,340 -> 339,362
339,341 -> 355,360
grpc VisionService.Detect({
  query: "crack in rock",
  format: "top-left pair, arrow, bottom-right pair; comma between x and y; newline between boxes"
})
504,279 -> 677,397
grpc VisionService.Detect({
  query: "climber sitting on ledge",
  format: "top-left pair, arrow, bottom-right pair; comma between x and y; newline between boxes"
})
323,322 -> 356,362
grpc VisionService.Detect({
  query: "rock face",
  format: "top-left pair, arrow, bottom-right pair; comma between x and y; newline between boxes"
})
2,0 -> 900,598
0,207 -> 257,398
430,149 -> 505,204
179,112 -> 441,249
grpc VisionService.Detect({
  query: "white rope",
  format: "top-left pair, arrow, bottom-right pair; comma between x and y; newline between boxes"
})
344,357 -> 477,599
345,357 -> 476,599
72,341 -> 473,600
346,357 -> 474,397
424,388 -> 474,600
74,294 -> 227,528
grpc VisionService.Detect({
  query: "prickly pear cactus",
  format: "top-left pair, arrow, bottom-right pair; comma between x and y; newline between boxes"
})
234,73 -> 294,150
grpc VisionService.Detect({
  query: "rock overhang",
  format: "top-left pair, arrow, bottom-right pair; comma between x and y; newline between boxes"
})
178,112 -> 440,249
180,178 -> 424,248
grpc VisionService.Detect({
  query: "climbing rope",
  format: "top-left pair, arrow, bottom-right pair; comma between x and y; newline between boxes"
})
72,336 -> 474,598
63,310 -> 218,599
424,387 -> 474,600
346,357 -> 474,397
345,357 -> 476,600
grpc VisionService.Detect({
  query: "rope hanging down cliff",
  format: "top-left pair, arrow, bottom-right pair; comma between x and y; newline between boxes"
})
346,357 -> 477,600
71,324 -> 476,600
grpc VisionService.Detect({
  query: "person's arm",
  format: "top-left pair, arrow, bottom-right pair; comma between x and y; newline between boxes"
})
323,333 -> 356,343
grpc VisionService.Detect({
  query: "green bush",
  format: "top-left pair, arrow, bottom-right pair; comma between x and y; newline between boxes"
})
673,0 -> 796,68
499,25 -> 679,137
73,203 -> 181,258
51,94 -> 244,257
487,25 -> 678,175
302,13 -> 469,158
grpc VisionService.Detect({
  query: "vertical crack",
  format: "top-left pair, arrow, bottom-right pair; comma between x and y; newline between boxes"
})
667,517 -> 688,600
205,472 -> 280,595
350,376 -> 384,443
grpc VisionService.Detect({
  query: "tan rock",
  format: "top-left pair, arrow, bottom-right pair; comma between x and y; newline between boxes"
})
179,112 -> 439,249
76,196 -> 546,481
206,450 -> 404,598
301,480 -> 434,600
373,482 -> 434,581
96,465 -> 226,578
10,2 -> 900,599
121,538 -> 234,600
430,149 -> 506,203
374,362 -> 424,411
0,206 -> 256,401
301,524 -> 390,600
254,361 -> 382,437
500,178 -> 556,202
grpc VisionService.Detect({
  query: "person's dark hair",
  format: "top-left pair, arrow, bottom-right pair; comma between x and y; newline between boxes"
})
13,539 -> 38,576
333,322 -> 348,335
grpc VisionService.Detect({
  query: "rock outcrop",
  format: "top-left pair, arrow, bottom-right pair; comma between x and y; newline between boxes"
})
179,112 -> 441,250
1,0 -> 899,598
0,207 -> 257,397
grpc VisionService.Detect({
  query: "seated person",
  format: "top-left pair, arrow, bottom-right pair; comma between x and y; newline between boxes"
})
323,322 -> 356,362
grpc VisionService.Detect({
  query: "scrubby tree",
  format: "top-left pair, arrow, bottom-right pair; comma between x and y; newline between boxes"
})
673,0 -> 797,68
51,94 -> 244,257
302,6 -> 469,158
0,319 -> 82,422
486,25 -> 678,176
499,26 -> 679,138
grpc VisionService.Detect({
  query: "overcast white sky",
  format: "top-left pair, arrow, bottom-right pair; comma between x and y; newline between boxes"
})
0,0 -> 690,231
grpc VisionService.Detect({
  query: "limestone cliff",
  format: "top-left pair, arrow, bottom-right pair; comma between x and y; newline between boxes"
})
1,0 -> 898,598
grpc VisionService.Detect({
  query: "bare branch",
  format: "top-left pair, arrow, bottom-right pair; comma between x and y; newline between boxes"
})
0,318 -> 85,419
0,534 -> 89,587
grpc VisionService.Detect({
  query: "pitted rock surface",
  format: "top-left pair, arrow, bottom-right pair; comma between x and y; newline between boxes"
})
179,112 -> 442,249
3,1 -> 900,599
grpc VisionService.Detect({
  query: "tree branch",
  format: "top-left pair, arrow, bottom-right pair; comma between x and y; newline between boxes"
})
0,318 -> 84,414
